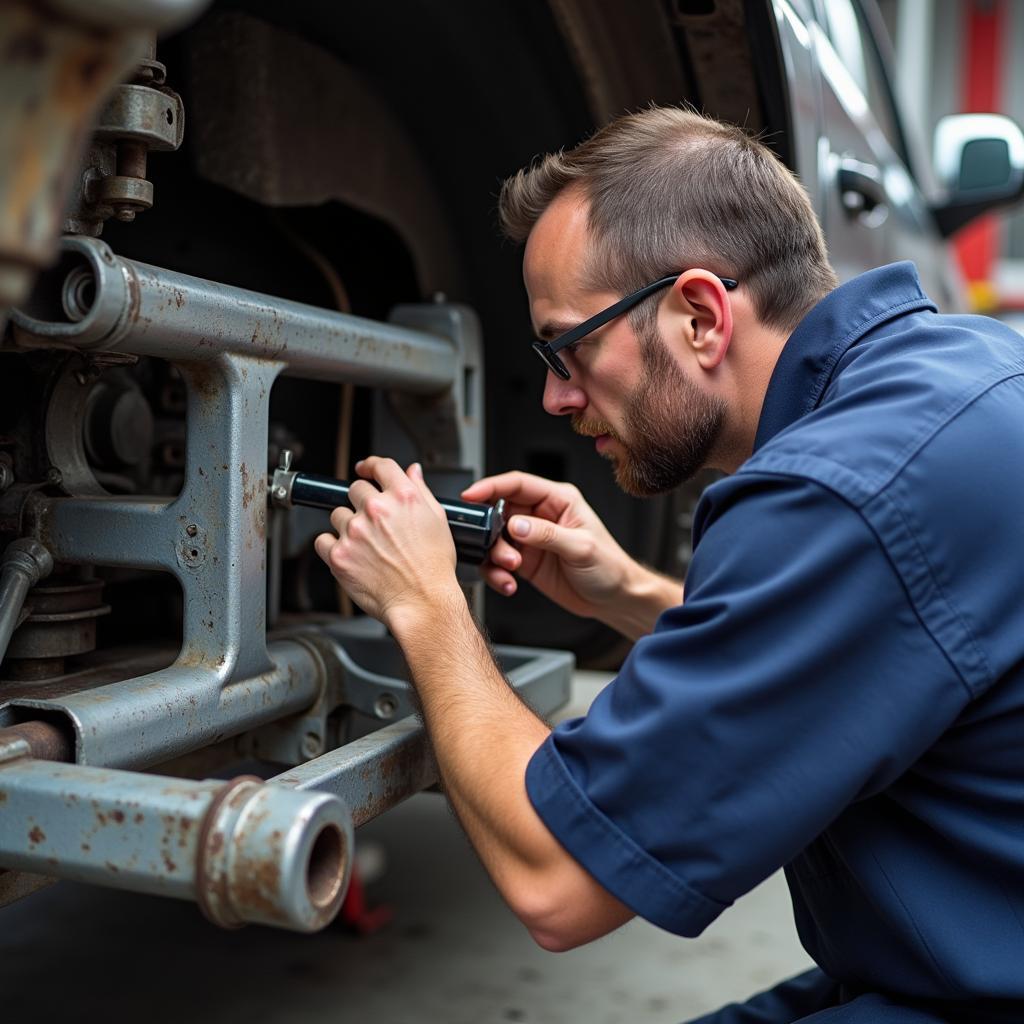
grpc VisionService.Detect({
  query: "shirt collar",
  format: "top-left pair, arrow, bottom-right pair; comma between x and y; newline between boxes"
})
753,261 -> 938,452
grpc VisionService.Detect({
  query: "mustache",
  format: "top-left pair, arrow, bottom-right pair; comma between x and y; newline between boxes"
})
571,416 -> 616,439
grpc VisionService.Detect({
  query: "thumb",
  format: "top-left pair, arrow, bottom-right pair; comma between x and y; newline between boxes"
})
507,515 -> 593,564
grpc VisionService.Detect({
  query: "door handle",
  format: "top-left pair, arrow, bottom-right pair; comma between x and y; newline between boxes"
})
837,158 -> 889,227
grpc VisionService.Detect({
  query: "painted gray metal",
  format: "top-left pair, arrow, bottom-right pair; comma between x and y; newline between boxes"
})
5,239 -> 470,771
11,342 -> 320,768
0,632 -> 572,928
0,758 -> 353,931
11,235 -> 458,393
8,636 -> 322,771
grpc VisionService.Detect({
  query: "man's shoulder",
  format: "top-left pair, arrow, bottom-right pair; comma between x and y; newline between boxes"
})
699,310 -> 1024,697
745,307 -> 1024,507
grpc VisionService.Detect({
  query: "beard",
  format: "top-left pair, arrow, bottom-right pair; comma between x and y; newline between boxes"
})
573,322 -> 725,497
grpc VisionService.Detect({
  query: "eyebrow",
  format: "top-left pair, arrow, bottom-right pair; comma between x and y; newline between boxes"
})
536,320 -> 579,342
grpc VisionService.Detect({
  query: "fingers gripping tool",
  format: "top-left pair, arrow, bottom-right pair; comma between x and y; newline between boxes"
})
269,450 -> 507,565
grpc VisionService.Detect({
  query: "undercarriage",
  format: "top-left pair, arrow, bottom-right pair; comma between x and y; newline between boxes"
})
0,0 -> 777,929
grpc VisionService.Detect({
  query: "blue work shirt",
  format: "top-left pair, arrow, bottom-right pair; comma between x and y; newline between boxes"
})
525,263 -> 1024,1016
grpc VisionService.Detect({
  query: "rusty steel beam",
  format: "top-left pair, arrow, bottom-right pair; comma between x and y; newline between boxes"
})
11,235 -> 458,393
0,760 -> 353,932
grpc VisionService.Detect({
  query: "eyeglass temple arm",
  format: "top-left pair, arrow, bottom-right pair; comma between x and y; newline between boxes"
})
547,274 -> 737,357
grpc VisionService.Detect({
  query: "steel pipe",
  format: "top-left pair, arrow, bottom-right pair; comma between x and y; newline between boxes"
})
11,235 -> 458,394
0,759 -> 353,931
0,721 -> 74,764
0,539 -> 54,671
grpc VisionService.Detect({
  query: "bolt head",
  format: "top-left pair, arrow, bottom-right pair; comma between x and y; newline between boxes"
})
374,695 -> 399,719
274,485 -> 287,500
186,524 -> 198,537
46,467 -> 62,486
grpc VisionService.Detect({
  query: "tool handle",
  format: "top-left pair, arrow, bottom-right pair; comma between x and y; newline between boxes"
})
279,469 -> 506,566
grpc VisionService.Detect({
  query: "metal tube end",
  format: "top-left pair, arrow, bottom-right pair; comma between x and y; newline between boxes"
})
196,776 -> 353,932
10,236 -> 133,350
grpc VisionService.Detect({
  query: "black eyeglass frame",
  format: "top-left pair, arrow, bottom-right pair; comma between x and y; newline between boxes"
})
532,272 -> 738,381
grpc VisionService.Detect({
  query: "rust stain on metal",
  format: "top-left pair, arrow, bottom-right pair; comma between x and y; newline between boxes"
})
81,843 -> 90,852
134,812 -> 144,824
228,849 -> 282,921
253,502 -> 266,543
0,721 -> 73,762
110,809 -> 124,824
177,815 -> 192,849
105,862 -> 119,873
240,463 -> 252,508
352,735 -> 431,826
126,266 -> 141,329
183,362 -> 220,401
28,825 -> 45,844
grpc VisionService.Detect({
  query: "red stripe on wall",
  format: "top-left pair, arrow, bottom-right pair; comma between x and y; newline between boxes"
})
956,0 -> 1005,287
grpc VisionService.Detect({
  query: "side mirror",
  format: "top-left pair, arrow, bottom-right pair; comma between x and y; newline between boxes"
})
932,113 -> 1024,236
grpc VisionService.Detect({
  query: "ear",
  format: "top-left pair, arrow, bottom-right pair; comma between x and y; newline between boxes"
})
671,270 -> 734,371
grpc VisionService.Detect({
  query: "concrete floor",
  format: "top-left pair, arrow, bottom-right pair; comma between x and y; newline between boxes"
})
0,672 -> 813,1023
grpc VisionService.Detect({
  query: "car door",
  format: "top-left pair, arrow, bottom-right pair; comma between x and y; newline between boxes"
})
804,0 -> 960,306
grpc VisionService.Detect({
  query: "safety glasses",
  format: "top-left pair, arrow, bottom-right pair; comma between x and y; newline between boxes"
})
532,272 -> 738,381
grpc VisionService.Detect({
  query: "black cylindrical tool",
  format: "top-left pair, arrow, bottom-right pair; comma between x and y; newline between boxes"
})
270,450 -> 506,565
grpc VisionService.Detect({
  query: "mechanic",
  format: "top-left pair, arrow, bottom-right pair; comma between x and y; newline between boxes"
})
313,107 -> 1024,1023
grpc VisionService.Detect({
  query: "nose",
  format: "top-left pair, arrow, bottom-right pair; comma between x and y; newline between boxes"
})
542,370 -> 587,416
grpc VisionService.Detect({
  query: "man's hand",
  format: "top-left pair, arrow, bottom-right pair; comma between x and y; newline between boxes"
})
462,471 -> 682,640
313,457 -> 460,627
313,459 -> 634,951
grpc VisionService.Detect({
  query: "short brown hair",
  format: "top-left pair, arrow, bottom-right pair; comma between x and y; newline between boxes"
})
499,106 -> 837,332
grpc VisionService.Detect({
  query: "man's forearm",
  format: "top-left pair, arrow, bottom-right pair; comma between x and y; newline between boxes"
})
386,588 -> 636,948
603,563 -> 683,641
386,589 -> 636,949
387,591 -> 555,880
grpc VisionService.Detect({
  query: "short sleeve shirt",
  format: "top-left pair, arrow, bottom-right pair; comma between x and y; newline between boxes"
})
525,263 -> 1024,1006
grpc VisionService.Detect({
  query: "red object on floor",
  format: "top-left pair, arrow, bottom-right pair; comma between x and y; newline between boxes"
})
338,866 -> 395,935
